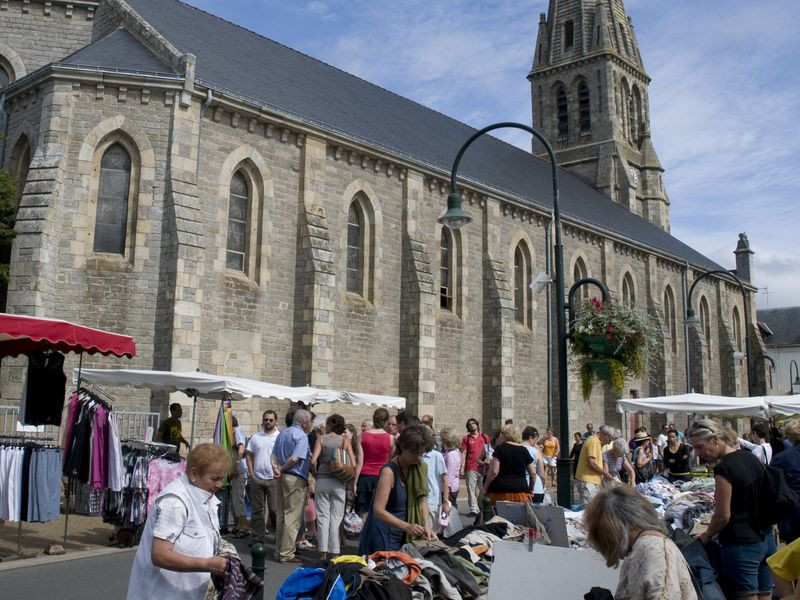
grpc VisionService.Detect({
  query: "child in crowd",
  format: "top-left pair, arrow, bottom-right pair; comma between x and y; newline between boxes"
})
441,428 -> 461,506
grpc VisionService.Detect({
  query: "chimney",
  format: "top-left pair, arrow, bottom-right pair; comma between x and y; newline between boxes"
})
734,233 -> 755,283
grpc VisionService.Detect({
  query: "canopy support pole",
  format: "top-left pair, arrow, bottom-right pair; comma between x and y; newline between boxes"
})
189,391 -> 198,448
63,352 -> 83,551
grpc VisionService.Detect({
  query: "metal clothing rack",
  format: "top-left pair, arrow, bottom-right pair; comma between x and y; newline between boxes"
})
0,436 -> 59,561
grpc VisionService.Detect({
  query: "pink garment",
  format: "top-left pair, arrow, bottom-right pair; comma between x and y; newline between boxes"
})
444,449 -> 461,493
91,405 -> 108,489
61,393 -> 79,462
146,458 -> 187,510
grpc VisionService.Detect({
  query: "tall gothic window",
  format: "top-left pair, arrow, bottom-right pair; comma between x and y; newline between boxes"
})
578,81 -> 591,135
573,257 -> 588,301
621,272 -> 635,306
618,24 -> 630,54
514,242 -> 532,328
630,86 -> 642,144
440,227 -> 453,310
0,65 -> 9,88
732,306 -> 742,352
226,170 -> 249,271
699,296 -> 711,357
94,143 -> 131,255
556,86 -> 569,140
664,286 -> 677,354
347,201 -> 364,295
564,20 -> 575,51
9,135 -> 31,210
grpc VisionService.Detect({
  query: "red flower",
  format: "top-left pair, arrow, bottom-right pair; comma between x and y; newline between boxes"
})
606,333 -> 614,339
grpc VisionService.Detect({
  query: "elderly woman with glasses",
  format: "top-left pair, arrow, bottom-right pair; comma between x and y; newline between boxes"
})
688,419 -> 776,600
584,485 -> 697,599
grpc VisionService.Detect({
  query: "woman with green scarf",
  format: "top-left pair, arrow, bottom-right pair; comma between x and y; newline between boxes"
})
358,425 -> 436,553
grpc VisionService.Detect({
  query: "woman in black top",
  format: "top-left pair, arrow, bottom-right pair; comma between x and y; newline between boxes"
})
662,429 -> 692,483
483,424 -> 536,505
569,432 -> 583,476
688,419 -> 776,600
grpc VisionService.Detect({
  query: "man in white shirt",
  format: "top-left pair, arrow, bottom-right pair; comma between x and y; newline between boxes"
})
656,424 -> 669,472
246,409 -> 280,542
738,422 -> 773,464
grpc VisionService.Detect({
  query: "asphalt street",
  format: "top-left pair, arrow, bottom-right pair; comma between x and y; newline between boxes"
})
0,533 -> 306,599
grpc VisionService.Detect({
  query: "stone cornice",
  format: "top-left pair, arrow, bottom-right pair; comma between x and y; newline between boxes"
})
529,52 -> 650,85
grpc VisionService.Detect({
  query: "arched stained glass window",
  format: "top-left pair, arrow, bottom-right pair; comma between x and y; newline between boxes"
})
664,286 -> 677,354
622,272 -> 635,306
226,170 -> 249,271
94,143 -> 131,254
573,257 -> 588,301
514,242 -> 532,327
347,201 -> 364,294
440,227 -> 453,310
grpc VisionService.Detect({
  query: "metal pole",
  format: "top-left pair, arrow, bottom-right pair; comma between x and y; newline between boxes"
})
682,263 -> 691,393
545,212 -> 553,427
190,392 -> 197,448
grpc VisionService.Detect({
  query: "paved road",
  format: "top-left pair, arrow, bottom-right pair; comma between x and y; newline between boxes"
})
0,533 -> 307,599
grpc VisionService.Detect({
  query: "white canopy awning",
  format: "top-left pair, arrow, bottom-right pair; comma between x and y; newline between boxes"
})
617,392 -> 769,419
764,396 -> 800,417
73,368 -> 405,407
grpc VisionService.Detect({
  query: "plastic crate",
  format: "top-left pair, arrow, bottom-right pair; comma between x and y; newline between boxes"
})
74,482 -> 103,516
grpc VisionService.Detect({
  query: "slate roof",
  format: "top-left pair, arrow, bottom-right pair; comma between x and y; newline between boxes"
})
61,28 -> 177,76
65,0 -> 726,270
757,307 -> 800,347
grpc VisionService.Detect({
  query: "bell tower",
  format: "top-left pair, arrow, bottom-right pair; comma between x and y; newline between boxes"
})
529,0 -> 670,231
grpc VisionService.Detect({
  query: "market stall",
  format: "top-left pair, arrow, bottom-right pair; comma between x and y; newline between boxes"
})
0,312 -> 136,557
73,368 -> 405,445
617,392 -> 770,419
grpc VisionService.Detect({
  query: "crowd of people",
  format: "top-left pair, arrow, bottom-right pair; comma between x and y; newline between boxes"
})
126,408 -> 800,600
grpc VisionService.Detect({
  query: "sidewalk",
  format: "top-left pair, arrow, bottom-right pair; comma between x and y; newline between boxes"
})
0,513 -> 117,562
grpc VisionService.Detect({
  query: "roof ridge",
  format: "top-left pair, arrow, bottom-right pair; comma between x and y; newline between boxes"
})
165,0 -> 523,153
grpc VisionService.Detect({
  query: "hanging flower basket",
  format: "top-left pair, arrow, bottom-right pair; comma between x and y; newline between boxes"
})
571,297 -> 659,401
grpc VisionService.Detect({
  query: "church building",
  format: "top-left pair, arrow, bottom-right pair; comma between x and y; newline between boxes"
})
0,0 -> 768,435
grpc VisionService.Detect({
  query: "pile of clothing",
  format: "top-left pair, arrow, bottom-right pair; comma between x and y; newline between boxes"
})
276,517 -> 526,599
663,491 -> 714,532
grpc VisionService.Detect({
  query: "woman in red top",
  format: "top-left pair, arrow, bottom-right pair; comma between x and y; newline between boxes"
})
356,407 -> 395,519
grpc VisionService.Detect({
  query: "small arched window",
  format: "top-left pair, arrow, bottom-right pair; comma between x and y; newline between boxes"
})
664,286 -> 677,354
514,242 -> 532,328
440,227 -> 453,310
699,297 -> 711,357
347,201 -> 364,295
732,306 -> 742,352
573,257 -> 589,301
621,272 -> 635,306
94,143 -> 131,255
578,81 -> 591,136
226,170 -> 249,271
556,86 -> 569,140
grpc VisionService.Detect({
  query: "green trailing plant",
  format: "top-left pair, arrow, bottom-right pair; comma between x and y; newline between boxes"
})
570,296 -> 659,400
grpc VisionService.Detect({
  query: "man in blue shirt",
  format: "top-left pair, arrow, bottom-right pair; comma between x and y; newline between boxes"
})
271,409 -> 312,563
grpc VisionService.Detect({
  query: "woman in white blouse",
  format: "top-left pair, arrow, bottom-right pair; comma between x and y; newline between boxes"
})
127,444 -> 230,600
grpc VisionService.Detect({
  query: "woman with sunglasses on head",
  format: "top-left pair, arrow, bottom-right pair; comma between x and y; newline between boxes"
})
688,419 -> 776,600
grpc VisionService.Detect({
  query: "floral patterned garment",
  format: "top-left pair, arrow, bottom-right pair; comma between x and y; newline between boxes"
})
146,458 -> 187,511
615,535 -> 698,600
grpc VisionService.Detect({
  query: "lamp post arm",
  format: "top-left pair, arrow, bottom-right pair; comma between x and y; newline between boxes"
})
567,277 -> 611,327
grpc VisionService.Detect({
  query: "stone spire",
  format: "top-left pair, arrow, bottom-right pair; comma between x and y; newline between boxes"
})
528,0 -> 671,231
734,233 -> 755,283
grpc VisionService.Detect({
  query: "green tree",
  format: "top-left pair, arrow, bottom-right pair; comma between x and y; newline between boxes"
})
0,169 -> 17,286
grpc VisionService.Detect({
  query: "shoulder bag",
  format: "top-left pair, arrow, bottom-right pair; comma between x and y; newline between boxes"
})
329,437 -> 355,482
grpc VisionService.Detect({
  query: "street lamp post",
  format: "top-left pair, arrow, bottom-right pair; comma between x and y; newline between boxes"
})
685,269 -> 753,396
440,122 -> 607,508
790,360 -> 800,395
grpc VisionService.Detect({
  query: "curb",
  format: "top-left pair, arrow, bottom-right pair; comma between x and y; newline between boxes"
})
0,546 -> 135,572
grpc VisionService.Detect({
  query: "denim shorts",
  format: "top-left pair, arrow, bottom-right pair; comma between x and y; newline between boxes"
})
720,533 -> 776,597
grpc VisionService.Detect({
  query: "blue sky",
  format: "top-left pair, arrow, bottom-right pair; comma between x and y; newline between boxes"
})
184,0 -> 800,309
